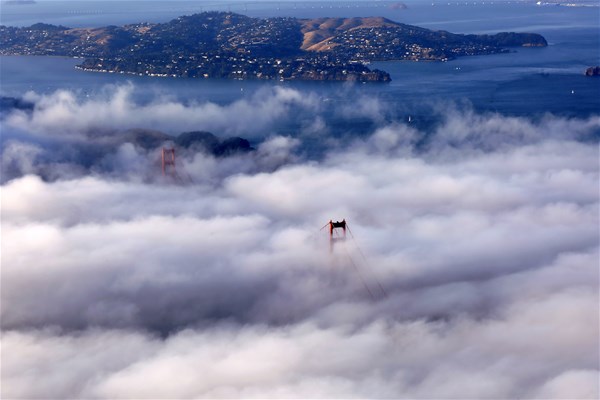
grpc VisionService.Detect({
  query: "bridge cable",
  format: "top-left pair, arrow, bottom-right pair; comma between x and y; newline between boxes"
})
334,229 -> 377,301
346,224 -> 388,299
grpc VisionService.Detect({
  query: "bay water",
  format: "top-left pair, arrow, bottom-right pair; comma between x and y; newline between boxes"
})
1,0 -> 598,144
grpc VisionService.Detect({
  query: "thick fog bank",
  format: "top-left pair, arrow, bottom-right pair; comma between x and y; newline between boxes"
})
1,85 -> 598,399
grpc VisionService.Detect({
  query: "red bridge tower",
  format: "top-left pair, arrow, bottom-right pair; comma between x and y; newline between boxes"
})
328,219 -> 347,253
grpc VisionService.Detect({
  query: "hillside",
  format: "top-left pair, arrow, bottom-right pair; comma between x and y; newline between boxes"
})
300,17 -> 401,50
0,12 -> 547,81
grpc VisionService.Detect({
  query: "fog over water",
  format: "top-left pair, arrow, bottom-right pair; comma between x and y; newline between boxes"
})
2,83 -> 598,398
1,1 -> 599,399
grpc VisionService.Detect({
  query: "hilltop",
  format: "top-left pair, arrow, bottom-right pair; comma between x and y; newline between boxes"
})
300,16 -> 546,61
0,12 -> 547,82
300,17 -> 401,50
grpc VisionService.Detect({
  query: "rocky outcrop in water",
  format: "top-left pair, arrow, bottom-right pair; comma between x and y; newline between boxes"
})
585,66 -> 600,76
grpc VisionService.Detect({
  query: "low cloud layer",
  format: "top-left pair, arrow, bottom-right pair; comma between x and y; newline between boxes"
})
5,84 -> 320,138
1,85 -> 599,398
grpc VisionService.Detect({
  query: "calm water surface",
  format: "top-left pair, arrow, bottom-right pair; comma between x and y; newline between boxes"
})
1,1 -> 598,141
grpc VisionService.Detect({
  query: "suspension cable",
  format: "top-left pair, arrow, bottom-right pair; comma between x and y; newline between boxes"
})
346,224 -> 388,299
333,229 -> 377,301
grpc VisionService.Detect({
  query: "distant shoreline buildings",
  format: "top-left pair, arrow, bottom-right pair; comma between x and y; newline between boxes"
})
0,12 -> 547,82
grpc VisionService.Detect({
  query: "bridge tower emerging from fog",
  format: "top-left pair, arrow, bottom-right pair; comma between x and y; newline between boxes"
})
162,148 -> 176,177
321,218 -> 387,300
328,219 -> 347,253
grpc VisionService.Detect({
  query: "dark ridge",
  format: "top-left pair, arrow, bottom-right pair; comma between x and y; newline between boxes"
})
123,128 -> 172,150
176,131 -> 254,156
0,96 -> 34,112
175,131 -> 220,153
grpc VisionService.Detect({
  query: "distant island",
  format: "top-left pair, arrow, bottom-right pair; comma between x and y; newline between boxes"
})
2,0 -> 36,4
0,12 -> 548,82
585,66 -> 600,76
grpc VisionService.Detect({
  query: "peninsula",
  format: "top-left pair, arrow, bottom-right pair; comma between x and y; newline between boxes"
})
0,12 -> 547,82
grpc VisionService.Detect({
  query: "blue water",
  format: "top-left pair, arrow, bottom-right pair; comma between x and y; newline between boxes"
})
1,1 -> 599,138
1,1 -> 598,34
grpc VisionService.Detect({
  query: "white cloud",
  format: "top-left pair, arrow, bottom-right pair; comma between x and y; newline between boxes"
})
1,86 -> 598,398
9,84 -> 320,138
3,285 -> 597,399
